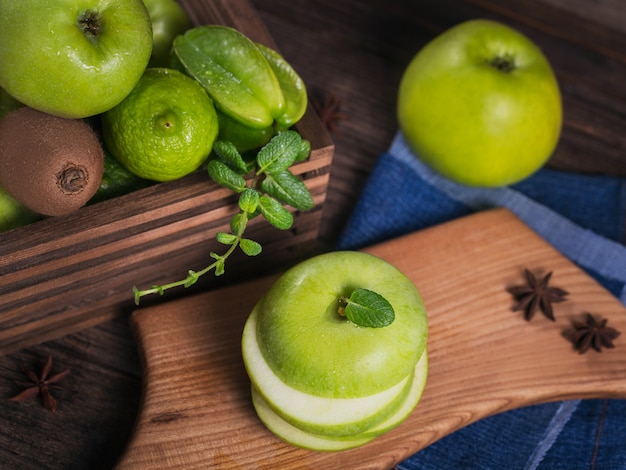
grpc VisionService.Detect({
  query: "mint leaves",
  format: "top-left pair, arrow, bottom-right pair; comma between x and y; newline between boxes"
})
133,131 -> 313,304
340,288 -> 395,328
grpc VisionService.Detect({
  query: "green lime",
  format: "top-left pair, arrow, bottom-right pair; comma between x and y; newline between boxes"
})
102,68 -> 219,182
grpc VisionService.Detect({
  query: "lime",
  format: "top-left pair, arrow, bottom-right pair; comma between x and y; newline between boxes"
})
102,68 -> 219,182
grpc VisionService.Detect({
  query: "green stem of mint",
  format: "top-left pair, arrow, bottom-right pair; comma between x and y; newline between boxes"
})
133,210 -> 249,305
132,131 -> 313,305
133,211 -> 248,305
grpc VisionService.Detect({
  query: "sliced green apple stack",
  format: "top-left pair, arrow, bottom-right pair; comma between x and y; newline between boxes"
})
241,251 -> 429,451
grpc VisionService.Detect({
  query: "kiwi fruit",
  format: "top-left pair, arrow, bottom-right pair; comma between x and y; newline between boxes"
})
0,107 -> 104,216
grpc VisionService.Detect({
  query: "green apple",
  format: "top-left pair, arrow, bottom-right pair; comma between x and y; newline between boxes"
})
0,0 -> 153,119
142,0 -> 192,68
241,251 -> 429,450
397,19 -> 562,187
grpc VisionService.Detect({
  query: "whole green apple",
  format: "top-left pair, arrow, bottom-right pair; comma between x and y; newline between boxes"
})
0,0 -> 153,119
142,0 -> 192,68
241,251 -> 429,449
398,19 -> 562,187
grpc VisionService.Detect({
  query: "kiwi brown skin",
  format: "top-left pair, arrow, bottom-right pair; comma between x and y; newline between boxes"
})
0,107 -> 104,216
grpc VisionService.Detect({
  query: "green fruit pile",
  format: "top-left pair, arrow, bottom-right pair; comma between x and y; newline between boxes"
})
171,25 -> 308,152
0,0 -> 308,232
242,251 -> 429,451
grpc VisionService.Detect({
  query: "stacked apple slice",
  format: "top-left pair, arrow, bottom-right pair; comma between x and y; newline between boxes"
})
241,251 -> 428,451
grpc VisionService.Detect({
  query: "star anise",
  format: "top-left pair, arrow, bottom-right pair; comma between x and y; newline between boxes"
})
506,269 -> 568,321
569,313 -> 621,354
9,355 -> 72,413
312,90 -> 349,134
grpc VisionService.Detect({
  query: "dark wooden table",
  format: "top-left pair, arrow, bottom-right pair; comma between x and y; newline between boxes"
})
1,1 -> 625,468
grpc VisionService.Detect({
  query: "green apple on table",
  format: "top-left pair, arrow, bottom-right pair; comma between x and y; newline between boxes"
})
242,251 -> 429,451
398,19 -> 562,187
0,0 -> 153,119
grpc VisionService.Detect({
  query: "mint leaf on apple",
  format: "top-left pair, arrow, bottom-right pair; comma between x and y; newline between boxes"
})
341,288 -> 395,328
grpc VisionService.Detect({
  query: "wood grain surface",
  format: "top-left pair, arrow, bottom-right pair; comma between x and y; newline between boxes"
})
1,0 -> 625,468
115,209 -> 626,469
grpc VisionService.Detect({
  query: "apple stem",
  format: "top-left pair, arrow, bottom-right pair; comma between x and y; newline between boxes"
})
337,297 -> 348,317
78,11 -> 100,38
489,55 -> 516,73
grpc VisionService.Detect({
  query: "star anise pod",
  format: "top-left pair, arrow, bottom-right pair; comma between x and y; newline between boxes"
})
312,90 -> 349,134
9,355 -> 72,413
569,313 -> 621,354
506,269 -> 568,321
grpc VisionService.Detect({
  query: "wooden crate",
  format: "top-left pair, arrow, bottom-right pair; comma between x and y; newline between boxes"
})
0,0 -> 334,354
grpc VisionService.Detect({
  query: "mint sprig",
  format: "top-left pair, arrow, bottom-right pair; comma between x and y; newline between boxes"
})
133,131 -> 313,304
339,288 -> 396,328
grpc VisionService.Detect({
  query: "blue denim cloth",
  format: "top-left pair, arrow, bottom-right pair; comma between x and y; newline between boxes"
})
337,132 -> 626,470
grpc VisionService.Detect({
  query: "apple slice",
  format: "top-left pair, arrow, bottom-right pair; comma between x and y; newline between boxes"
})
250,352 -> 429,452
250,387 -> 373,451
353,351 -> 428,439
242,304 -> 414,436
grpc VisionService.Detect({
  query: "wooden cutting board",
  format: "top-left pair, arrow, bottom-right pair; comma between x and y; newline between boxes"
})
115,209 -> 626,469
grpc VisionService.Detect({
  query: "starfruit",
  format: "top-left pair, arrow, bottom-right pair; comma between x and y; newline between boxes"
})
172,25 -> 307,147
